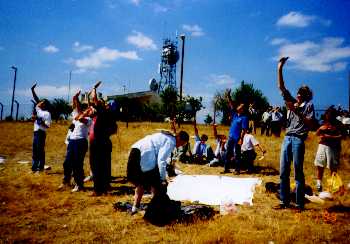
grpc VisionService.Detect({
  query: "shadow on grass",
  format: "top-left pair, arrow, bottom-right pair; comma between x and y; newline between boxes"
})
253,165 -> 279,176
110,185 -> 134,196
327,205 -> 350,213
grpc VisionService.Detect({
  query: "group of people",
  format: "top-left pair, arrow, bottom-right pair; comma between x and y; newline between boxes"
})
31,81 -> 117,196
29,57 -> 344,213
259,106 -> 284,137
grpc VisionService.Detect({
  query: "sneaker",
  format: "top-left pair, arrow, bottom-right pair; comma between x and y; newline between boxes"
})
233,169 -> 240,175
130,206 -> 139,215
84,175 -> 93,182
71,185 -> 84,193
57,183 -> 70,191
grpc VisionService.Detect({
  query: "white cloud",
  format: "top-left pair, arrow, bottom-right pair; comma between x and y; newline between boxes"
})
270,38 -> 289,46
74,47 -> 140,71
130,0 -> 141,6
127,31 -> 157,50
209,74 -> 235,86
274,37 -> 350,72
182,24 -> 205,37
277,11 -> 315,28
153,3 -> 168,13
43,45 -> 59,53
17,85 -> 81,98
73,41 -> 93,52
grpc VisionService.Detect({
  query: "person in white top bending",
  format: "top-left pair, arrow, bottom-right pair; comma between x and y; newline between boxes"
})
31,83 -> 52,173
241,128 -> 265,173
127,131 -> 189,214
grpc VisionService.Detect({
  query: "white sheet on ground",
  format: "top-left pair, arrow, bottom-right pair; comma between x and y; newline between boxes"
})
167,175 -> 261,206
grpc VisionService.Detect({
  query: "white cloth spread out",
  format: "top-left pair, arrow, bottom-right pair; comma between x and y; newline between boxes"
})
167,175 -> 261,206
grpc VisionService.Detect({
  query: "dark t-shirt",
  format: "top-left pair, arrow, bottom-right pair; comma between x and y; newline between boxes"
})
281,89 -> 315,138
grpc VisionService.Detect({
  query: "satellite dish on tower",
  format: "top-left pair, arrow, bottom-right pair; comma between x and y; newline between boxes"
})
149,78 -> 158,92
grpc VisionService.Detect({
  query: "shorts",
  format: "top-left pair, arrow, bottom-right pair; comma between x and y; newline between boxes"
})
314,144 -> 339,171
127,148 -> 161,189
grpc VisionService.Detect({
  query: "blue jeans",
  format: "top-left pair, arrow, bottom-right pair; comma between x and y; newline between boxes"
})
224,137 -> 241,172
63,138 -> 88,187
32,130 -> 46,171
279,135 -> 305,208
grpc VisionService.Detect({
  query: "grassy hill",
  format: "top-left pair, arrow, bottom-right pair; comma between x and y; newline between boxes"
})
0,121 -> 349,243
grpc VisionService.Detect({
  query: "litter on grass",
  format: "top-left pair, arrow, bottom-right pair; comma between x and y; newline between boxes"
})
167,175 -> 262,206
18,160 -> 30,164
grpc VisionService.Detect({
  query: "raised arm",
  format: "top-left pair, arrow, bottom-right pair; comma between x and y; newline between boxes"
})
72,90 -> 81,112
170,118 -> 176,134
31,83 -> 40,103
212,124 -> 218,139
90,81 -> 102,106
225,88 -> 235,110
193,120 -> 199,138
277,57 -> 289,93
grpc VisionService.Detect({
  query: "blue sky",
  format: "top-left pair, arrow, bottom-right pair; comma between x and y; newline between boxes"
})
0,0 -> 350,121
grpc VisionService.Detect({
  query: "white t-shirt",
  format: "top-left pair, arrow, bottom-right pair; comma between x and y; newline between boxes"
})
241,134 -> 259,152
132,132 -> 176,180
34,106 -> 51,132
70,111 -> 92,140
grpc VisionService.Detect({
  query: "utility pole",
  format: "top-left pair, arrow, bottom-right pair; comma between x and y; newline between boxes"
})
10,66 -> 17,119
179,34 -> 185,101
14,100 -> 19,121
0,102 -> 3,120
68,70 -> 72,102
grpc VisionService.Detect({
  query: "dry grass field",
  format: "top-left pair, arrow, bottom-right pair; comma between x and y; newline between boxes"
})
0,121 -> 349,243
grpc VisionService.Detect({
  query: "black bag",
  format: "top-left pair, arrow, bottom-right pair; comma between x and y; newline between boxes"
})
143,189 -> 181,226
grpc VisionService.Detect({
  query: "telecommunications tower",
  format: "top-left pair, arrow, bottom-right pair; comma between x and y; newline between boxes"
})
157,38 -> 179,92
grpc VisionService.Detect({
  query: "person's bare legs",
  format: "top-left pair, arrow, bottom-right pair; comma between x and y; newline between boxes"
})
316,166 -> 324,191
132,185 -> 144,213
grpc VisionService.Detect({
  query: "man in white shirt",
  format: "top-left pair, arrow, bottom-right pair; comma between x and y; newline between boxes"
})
31,83 -> 51,172
127,131 -> 189,214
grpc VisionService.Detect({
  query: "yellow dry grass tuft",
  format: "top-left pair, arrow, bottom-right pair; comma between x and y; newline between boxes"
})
0,121 -> 349,243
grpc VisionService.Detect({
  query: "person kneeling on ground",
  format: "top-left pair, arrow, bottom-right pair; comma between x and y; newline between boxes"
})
241,128 -> 266,173
127,130 -> 189,214
208,124 -> 227,167
192,120 -> 214,164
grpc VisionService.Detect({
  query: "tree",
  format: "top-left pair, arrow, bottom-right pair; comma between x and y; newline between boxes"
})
204,114 -> 213,125
213,81 -> 269,125
160,86 -> 178,119
50,98 -> 72,122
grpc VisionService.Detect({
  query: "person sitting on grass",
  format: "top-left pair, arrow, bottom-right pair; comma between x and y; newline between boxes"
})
208,124 -> 227,167
31,82 -> 51,173
314,106 -> 343,192
192,120 -> 214,164
241,127 -> 266,173
127,130 -> 189,214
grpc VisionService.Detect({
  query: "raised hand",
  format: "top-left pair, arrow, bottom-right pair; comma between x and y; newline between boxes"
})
278,57 -> 289,67
94,81 -> 102,89
31,82 -> 37,90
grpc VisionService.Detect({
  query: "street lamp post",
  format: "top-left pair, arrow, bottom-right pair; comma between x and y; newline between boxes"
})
14,100 -> 19,121
10,66 -> 17,120
0,102 -> 3,120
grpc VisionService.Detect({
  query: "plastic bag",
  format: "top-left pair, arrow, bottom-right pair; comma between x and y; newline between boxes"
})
327,172 -> 344,194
